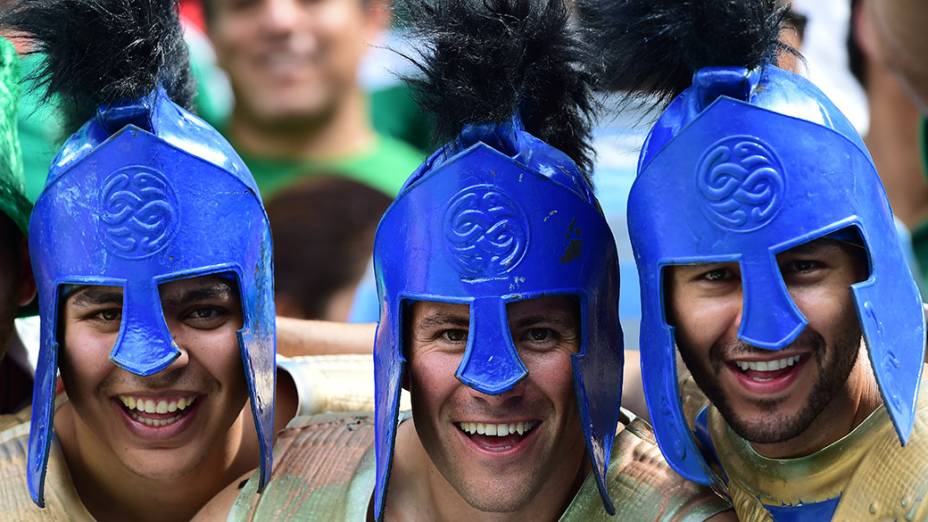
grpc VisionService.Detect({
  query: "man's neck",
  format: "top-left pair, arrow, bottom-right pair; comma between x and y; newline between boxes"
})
384,419 -> 587,522
55,403 -> 254,522
227,88 -> 375,162
749,355 -> 884,459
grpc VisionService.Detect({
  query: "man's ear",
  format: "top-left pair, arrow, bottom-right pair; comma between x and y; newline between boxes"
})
855,0 -> 884,63
16,239 -> 36,308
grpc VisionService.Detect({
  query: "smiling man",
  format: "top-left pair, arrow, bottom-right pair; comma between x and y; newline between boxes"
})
0,0 -> 282,519
580,0 -> 928,519
202,0 -> 732,520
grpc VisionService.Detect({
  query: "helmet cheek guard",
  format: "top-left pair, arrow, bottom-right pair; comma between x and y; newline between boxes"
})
630,66 -> 925,485
372,130 -> 623,519
27,89 -> 276,506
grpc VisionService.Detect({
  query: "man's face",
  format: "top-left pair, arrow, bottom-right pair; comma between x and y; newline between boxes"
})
667,238 -> 867,444
207,0 -> 386,127
406,296 -> 586,512
60,275 -> 247,480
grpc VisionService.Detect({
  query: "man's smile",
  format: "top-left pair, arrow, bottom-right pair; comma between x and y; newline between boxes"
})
724,352 -> 813,396
112,393 -> 204,438
454,419 -> 542,455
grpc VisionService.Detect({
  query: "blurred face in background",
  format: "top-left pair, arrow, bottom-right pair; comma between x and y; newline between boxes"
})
206,0 -> 389,129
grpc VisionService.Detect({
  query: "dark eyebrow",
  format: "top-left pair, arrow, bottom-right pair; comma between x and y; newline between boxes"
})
511,314 -> 575,330
781,239 -> 839,256
161,281 -> 235,307
418,311 -> 469,329
70,287 -> 123,307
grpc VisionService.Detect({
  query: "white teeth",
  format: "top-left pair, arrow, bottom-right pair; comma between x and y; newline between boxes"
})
129,410 -> 183,428
117,395 -> 197,414
735,355 -> 801,373
458,421 -> 538,437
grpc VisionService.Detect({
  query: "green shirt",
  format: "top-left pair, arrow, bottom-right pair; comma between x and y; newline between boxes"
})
237,134 -> 423,200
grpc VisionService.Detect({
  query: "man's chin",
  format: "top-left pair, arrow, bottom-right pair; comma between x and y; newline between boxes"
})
119,447 -> 205,482
453,474 -> 537,514
246,96 -> 336,129
717,396 -> 816,444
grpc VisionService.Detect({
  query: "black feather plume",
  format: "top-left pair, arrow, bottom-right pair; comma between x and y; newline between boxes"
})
1,0 -> 194,134
577,0 -> 798,106
396,0 -> 596,175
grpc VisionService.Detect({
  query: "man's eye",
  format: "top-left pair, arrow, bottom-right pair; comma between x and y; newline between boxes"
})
783,259 -> 821,274
440,329 -> 467,343
189,308 -> 220,320
701,268 -> 732,282
94,309 -> 121,322
525,328 -> 555,343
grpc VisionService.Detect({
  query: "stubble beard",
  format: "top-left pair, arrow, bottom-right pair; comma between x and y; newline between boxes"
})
679,324 -> 862,444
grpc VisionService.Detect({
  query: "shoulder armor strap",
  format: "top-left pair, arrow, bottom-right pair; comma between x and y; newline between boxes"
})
231,413 -> 376,521
0,420 -> 91,520
834,389 -> 928,521
561,418 -> 731,521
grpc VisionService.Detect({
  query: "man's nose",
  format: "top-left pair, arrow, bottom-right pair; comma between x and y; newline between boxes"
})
134,340 -> 190,386
468,378 -> 527,408
259,0 -> 300,35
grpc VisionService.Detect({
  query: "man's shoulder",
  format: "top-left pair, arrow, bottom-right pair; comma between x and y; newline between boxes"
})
276,412 -> 376,455
611,417 -> 729,520
224,413 -> 377,522
562,415 -> 729,521
835,389 -> 928,520
0,418 -> 92,520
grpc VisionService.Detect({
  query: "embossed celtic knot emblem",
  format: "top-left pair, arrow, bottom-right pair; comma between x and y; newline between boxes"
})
444,184 -> 529,280
99,166 -> 179,258
697,137 -> 786,232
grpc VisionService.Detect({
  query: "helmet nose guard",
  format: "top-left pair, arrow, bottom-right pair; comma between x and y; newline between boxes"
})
109,279 -> 180,376
737,252 -> 807,349
455,297 -> 528,395
631,65 -> 925,486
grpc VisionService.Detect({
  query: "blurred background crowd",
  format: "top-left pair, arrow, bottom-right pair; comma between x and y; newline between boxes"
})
10,0 -> 928,349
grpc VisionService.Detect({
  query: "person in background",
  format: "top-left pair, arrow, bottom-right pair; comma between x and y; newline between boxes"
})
201,0 -> 424,199
267,175 -> 391,321
852,0 -> 928,287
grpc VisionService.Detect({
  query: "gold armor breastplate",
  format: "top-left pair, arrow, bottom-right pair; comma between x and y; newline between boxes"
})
706,383 -> 928,521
